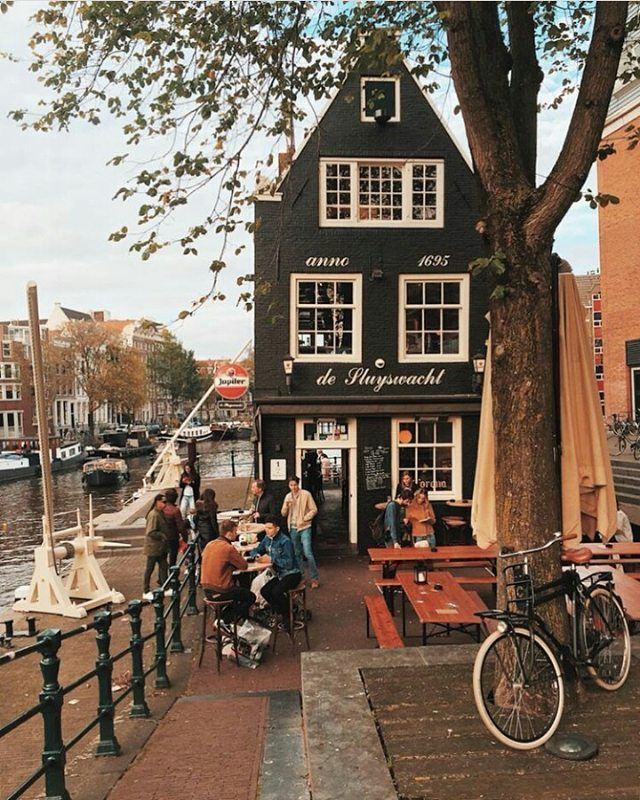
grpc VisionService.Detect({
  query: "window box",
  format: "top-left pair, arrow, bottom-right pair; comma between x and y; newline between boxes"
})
320,158 -> 444,228
398,275 -> 469,363
290,274 -> 362,362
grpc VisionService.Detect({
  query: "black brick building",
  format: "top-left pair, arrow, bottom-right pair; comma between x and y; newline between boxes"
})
253,59 -> 489,553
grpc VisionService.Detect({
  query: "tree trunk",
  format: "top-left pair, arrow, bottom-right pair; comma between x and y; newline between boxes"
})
489,214 -> 566,638
88,409 -> 95,438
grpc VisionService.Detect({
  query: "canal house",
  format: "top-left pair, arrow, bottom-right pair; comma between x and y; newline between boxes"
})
253,56 -> 489,553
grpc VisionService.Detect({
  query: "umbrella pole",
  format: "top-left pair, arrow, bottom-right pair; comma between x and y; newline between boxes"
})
551,253 -> 563,533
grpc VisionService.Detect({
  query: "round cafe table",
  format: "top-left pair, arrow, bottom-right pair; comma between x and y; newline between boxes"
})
374,502 -> 388,511
445,500 -> 473,509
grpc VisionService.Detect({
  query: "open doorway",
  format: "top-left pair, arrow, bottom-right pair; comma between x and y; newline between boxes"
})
315,448 -> 350,553
300,447 -> 350,553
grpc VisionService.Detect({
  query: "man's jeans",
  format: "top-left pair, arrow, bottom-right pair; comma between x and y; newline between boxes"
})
290,526 -> 319,580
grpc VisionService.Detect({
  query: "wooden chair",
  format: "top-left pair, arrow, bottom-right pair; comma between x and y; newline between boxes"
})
441,515 -> 468,546
272,582 -> 310,653
198,596 -> 240,673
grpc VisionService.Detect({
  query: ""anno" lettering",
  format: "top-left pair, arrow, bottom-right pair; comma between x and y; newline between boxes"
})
305,256 -> 350,268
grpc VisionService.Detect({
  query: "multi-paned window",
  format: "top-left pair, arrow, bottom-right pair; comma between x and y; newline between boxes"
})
399,275 -> 469,362
320,159 -> 444,228
0,411 -> 23,438
291,275 -> 362,361
394,417 -> 461,499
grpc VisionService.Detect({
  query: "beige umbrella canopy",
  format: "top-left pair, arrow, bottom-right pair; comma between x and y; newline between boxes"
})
472,263 -> 616,548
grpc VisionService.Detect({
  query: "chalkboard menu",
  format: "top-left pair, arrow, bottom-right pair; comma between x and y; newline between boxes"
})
363,446 -> 390,491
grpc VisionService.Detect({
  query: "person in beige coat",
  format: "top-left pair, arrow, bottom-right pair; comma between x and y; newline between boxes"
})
281,475 -> 319,588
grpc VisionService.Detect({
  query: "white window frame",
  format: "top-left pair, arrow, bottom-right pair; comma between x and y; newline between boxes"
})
360,76 -> 401,123
290,273 -> 363,363
319,158 -> 444,228
391,416 -> 462,501
398,274 -> 470,364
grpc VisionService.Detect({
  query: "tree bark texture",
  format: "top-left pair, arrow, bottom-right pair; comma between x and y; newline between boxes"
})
439,1 -> 628,637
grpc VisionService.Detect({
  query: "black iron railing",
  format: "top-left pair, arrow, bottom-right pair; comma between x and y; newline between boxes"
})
0,541 -> 201,800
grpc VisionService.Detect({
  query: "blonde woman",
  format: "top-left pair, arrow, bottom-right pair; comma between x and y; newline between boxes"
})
405,489 -> 436,548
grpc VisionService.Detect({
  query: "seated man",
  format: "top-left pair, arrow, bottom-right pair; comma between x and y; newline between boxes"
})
250,514 -> 301,627
200,519 -> 255,623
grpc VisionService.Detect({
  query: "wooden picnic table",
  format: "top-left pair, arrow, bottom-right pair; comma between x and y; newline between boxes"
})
368,545 -> 497,577
396,571 -> 488,645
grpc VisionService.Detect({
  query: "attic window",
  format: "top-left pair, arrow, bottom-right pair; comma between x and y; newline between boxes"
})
361,76 -> 400,123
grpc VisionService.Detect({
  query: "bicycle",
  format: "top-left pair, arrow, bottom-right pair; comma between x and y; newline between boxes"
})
472,532 -> 631,750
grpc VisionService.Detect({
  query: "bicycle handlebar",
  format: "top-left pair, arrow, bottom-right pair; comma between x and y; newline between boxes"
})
498,531 -> 572,560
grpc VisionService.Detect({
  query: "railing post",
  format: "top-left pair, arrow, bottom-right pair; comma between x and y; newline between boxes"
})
94,610 -> 121,756
152,589 -> 170,689
169,566 -> 185,653
128,600 -> 150,718
186,545 -> 199,616
38,628 -> 70,800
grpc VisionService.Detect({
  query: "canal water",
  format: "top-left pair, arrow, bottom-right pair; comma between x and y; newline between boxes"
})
0,440 -> 254,610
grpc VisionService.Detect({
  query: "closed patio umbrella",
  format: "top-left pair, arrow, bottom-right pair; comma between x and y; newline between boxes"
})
472,262 -> 616,548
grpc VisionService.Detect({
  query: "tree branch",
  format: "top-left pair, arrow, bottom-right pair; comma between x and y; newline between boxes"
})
506,3 -> 542,185
527,1 -> 628,241
437,1 -> 529,199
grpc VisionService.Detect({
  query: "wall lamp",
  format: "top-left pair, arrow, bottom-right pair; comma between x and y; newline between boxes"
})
369,268 -> 384,281
283,354 -> 295,394
374,107 -> 391,125
472,352 -> 486,394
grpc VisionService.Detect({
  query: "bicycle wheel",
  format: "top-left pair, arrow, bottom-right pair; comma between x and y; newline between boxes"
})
473,628 -> 564,749
579,587 -> 631,690
634,441 -> 640,461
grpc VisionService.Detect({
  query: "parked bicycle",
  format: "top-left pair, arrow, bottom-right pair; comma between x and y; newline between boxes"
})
472,532 -> 631,750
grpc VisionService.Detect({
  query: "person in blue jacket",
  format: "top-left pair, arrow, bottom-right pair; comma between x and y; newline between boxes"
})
384,489 -> 412,548
251,515 -> 301,625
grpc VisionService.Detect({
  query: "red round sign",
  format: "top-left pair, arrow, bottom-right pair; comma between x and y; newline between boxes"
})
214,363 -> 250,400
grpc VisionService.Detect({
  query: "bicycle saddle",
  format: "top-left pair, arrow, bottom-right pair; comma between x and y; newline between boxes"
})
561,547 -> 592,565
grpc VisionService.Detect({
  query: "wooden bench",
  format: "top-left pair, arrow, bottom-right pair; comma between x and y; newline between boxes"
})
364,594 -> 405,649
466,590 -> 498,634
375,577 -> 401,614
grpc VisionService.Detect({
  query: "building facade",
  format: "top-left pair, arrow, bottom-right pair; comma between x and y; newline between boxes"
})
598,63 -> 640,419
0,323 -> 37,444
253,59 -> 488,553
574,272 -> 605,411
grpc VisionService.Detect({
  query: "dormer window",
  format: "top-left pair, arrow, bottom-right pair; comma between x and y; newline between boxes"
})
361,76 -> 400,123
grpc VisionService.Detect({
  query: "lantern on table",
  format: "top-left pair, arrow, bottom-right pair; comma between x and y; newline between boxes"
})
414,563 -> 428,584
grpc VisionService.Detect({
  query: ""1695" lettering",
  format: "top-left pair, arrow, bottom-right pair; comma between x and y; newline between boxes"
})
418,254 -> 450,267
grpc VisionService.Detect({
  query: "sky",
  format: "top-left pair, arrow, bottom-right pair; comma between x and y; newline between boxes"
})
0,4 -> 601,359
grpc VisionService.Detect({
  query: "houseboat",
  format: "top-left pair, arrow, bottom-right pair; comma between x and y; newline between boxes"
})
82,457 -> 130,488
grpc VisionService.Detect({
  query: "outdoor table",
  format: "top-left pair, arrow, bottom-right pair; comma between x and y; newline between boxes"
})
583,542 -> 640,569
233,542 -> 257,554
445,499 -> 473,509
368,545 -> 497,578
396,570 -> 488,645
233,560 -> 270,575
218,509 -> 252,521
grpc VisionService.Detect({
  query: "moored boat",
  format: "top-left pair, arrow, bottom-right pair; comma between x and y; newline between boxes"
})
158,424 -> 214,443
82,457 -> 130,488
0,452 -> 40,482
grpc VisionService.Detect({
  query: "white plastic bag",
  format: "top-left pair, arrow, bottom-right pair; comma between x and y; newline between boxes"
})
250,567 -> 274,608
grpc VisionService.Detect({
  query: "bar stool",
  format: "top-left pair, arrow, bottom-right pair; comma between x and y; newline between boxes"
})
272,582 -> 310,653
441,516 -> 468,546
198,597 -> 239,672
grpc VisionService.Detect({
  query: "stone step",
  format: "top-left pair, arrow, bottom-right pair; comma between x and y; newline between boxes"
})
615,492 -> 640,508
611,459 -> 640,472
258,690 -> 310,800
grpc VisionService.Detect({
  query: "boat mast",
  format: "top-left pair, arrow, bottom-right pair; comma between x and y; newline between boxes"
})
143,338 -> 252,487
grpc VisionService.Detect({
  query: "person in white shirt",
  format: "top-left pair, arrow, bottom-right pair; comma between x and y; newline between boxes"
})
615,503 -> 633,543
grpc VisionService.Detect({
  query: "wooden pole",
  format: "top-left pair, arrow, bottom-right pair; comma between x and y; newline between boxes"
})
27,282 -> 56,555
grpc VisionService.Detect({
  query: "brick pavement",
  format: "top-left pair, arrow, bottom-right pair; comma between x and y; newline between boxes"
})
107,695 -> 268,800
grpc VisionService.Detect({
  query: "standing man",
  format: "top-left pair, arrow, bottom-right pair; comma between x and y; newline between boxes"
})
162,487 -> 187,568
200,519 -> 255,623
385,489 -> 413,549
251,515 -> 301,626
281,475 -> 319,588
250,479 -> 277,524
